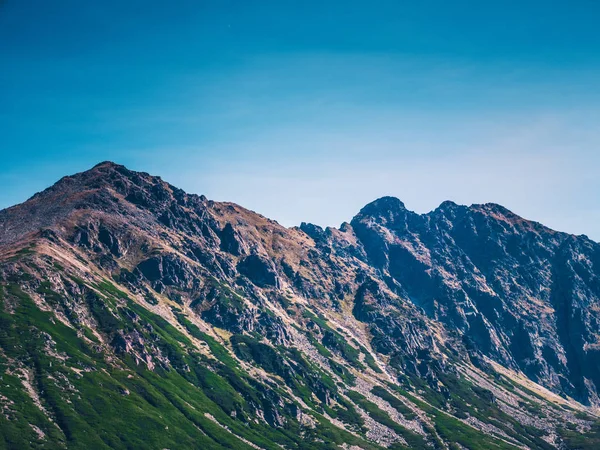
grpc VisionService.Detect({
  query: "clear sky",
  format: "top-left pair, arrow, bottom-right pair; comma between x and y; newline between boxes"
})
1,1 -> 599,240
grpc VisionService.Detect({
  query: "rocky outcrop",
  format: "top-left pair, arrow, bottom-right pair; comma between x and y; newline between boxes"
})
219,223 -> 248,256
237,254 -> 280,288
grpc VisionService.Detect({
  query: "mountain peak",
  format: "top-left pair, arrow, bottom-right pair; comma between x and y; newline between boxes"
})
0,162 -> 174,245
358,196 -> 407,216
28,161 -> 138,202
92,160 -> 123,170
438,200 -> 458,209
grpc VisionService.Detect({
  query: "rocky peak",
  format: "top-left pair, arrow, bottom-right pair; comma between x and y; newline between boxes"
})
299,222 -> 326,241
433,200 -> 461,216
91,160 -> 123,169
0,162 -> 215,246
30,160 -> 138,200
356,196 -> 407,217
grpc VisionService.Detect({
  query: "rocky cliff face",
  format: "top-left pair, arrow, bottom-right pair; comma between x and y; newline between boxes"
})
1,162 -> 599,449
351,196 -> 600,406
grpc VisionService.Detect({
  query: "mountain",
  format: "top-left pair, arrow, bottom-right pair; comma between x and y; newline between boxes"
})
351,197 -> 600,405
1,161 -> 599,449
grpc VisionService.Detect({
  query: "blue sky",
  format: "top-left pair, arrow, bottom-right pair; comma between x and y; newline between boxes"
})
1,1 -> 599,240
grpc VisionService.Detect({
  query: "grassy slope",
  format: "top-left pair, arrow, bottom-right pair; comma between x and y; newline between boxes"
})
0,271 -> 385,450
1,252 -> 600,450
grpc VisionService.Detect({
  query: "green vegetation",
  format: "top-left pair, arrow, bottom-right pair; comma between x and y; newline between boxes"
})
388,371 -> 558,450
95,279 -> 129,299
231,334 -> 287,375
303,310 -> 367,370
558,421 -> 600,450
332,397 -> 365,432
346,390 -> 428,449
8,244 -> 36,261
385,381 -> 544,450
0,280 -> 381,449
362,348 -> 383,373
173,311 -> 238,367
371,386 -> 417,420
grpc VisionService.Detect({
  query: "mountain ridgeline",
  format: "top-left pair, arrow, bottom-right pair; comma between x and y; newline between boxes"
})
1,161 -> 599,449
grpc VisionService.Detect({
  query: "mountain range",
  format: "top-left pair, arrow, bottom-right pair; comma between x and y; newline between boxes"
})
1,161 -> 599,449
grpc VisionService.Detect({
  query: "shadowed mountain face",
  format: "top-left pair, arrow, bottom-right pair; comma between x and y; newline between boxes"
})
1,161 -> 599,449
351,196 -> 600,405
